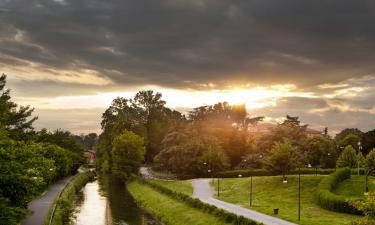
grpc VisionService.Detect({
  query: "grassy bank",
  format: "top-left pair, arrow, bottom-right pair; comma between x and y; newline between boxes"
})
212,175 -> 360,225
333,175 -> 375,199
149,179 -> 193,195
44,171 -> 95,225
128,181 -> 237,225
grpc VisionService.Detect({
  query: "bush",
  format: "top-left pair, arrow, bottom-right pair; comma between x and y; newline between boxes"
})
315,168 -> 362,214
217,168 -> 336,178
137,179 -> 261,225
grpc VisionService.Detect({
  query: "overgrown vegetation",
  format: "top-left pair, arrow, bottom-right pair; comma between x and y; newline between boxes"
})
48,171 -> 95,225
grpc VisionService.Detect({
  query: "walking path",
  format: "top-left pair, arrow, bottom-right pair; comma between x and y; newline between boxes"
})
20,175 -> 75,225
192,179 -> 297,225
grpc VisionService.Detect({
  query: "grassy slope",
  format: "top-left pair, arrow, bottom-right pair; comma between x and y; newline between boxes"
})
333,175 -> 375,199
212,175 -> 360,225
149,179 -> 193,195
128,181 -> 232,225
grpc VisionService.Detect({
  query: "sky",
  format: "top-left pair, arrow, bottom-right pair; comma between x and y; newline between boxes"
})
1,0 -> 375,135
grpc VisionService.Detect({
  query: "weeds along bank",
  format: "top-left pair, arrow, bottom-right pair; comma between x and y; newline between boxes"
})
45,171 -> 95,225
128,179 -> 261,225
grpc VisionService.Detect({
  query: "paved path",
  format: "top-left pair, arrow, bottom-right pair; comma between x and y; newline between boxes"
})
20,175 -> 75,225
192,179 -> 297,225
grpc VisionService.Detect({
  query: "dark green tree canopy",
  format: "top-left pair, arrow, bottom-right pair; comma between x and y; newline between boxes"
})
0,74 -> 37,139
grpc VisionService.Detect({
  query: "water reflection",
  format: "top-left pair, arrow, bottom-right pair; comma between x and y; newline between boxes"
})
73,181 -> 107,225
72,175 -> 159,225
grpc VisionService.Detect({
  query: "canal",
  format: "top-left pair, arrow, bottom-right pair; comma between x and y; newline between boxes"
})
71,175 -> 159,225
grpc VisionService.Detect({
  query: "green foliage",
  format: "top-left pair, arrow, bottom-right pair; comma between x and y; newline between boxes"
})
257,115 -> 308,154
135,179 -> 260,225
155,130 -> 229,177
96,91 -> 185,173
335,128 -> 363,148
264,139 -> 299,178
366,149 -> 375,172
336,145 -> 358,168
315,168 -> 361,214
363,129 -> 375,155
350,192 -> 375,225
0,74 -> 37,140
306,135 -> 337,168
111,130 -> 145,180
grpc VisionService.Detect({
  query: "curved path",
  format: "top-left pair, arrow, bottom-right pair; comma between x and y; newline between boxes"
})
20,175 -> 75,225
192,179 -> 297,225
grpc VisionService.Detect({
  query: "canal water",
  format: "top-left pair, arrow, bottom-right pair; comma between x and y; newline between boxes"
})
71,175 -> 159,225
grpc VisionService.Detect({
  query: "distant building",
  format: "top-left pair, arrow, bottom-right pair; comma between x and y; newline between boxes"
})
84,150 -> 96,164
248,122 -> 322,138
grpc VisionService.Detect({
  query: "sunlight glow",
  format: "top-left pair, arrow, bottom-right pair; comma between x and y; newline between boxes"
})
15,84 -> 315,112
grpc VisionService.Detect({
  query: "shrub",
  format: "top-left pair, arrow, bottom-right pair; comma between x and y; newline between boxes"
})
315,168 -> 362,214
137,178 -> 261,225
217,168 -> 336,178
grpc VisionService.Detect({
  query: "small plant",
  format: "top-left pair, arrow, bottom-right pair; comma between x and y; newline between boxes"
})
350,192 -> 375,225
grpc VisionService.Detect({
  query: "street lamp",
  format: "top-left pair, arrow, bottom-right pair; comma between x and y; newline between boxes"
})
358,141 -> 362,175
298,167 -> 301,222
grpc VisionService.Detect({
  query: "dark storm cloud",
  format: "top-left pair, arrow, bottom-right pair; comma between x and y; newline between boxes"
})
2,0 -> 375,89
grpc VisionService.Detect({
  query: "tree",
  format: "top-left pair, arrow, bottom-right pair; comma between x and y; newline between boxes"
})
339,134 -> 361,150
111,130 -> 145,180
264,139 -> 300,180
335,128 -> 363,143
305,135 -> 337,168
365,149 -> 375,172
363,130 -> 375,155
258,115 -> 308,154
0,74 -> 37,140
336,145 -> 357,168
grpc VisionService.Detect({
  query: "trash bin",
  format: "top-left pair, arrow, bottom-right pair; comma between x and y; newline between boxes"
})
274,208 -> 279,215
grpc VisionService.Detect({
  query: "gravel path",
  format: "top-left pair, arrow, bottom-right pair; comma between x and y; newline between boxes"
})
192,179 -> 297,225
20,175 -> 75,225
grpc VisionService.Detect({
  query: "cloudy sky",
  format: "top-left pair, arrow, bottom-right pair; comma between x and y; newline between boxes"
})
1,0 -> 375,134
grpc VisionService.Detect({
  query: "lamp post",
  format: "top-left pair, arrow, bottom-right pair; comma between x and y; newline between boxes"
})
358,141 -> 362,175
298,167 -> 301,222
250,175 -> 253,207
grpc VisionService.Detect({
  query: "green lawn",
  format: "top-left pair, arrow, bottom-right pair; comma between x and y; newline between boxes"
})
211,175 -> 360,225
149,179 -> 193,195
333,175 -> 375,199
127,181 -> 233,225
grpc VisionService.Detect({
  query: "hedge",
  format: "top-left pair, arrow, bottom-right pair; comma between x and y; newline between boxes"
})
315,168 -> 362,215
45,171 -> 95,225
137,178 -> 262,225
216,168 -> 366,178
217,168 -> 336,178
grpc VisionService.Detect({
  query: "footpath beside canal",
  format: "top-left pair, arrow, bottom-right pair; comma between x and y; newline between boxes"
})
20,176 -> 75,225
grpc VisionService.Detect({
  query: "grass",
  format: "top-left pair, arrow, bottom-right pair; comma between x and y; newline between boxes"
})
127,181 -> 233,225
149,179 -> 193,195
333,175 -> 375,199
211,175 -> 360,225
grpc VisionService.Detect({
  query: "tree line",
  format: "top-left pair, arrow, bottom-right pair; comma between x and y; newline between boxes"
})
96,90 -> 375,179
0,75 -> 86,225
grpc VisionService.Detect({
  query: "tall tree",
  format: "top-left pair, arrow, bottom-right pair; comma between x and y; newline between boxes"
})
0,74 -> 37,140
306,135 -> 337,168
336,145 -> 358,168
